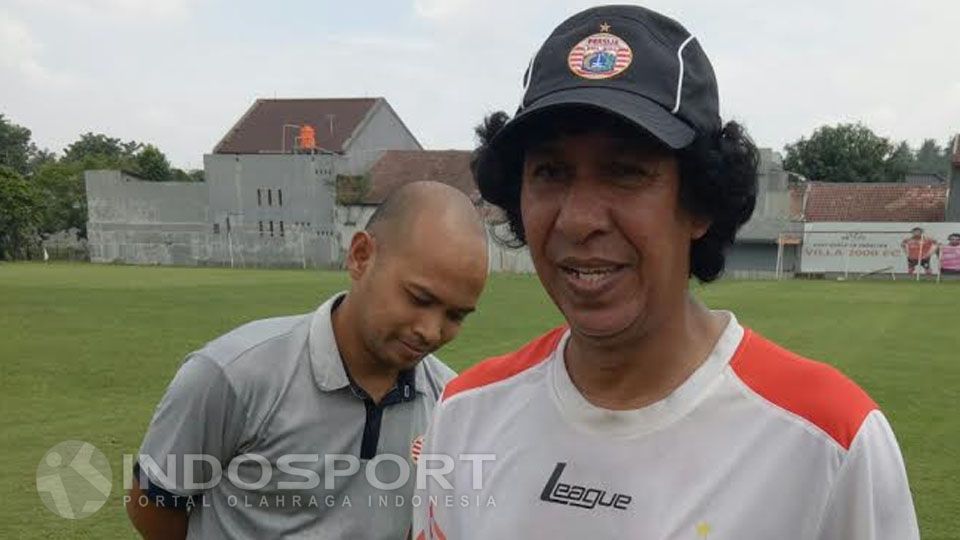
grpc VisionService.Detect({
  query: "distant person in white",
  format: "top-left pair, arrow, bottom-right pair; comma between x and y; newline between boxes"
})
127,181 -> 488,539
414,5 -> 919,539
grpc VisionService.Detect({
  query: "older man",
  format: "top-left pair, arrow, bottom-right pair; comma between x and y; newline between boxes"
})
414,5 -> 918,539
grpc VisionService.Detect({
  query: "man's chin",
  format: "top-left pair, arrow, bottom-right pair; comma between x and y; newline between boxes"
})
386,347 -> 429,370
561,302 -> 643,342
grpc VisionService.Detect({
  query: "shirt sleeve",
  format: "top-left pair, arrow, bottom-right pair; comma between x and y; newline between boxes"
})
137,353 -> 244,497
816,410 -> 919,540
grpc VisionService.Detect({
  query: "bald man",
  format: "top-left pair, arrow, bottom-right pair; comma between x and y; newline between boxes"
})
127,181 -> 488,539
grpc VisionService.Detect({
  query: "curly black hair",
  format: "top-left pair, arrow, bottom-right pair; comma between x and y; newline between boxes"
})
471,109 -> 758,282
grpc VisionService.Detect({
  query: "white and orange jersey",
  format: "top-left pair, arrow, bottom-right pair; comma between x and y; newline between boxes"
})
413,314 -> 918,540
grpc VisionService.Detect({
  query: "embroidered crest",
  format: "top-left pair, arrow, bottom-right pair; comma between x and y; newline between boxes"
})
568,32 -> 633,80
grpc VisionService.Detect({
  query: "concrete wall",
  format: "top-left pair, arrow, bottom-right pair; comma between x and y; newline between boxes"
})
84,144 -> 796,275
725,241 -> 797,279
753,149 -> 791,221
203,154 -> 339,267
86,161 -> 341,268
204,153 -> 337,233
337,102 -> 422,175
86,170 -> 210,265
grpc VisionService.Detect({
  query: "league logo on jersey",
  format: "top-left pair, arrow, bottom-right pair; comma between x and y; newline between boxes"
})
539,462 -> 632,511
568,25 -> 633,80
410,435 -> 424,464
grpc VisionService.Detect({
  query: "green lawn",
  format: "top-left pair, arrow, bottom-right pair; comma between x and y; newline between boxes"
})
1,263 -> 957,538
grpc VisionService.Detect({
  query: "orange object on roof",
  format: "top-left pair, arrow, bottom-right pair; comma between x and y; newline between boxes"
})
298,124 -> 316,150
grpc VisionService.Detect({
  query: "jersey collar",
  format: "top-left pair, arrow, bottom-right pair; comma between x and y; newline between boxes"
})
308,291 -> 428,396
549,311 -> 745,438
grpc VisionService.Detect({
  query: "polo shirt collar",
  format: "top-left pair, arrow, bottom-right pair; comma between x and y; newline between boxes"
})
308,291 -> 428,396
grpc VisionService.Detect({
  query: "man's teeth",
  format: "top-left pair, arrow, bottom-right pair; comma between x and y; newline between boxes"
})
564,266 -> 619,282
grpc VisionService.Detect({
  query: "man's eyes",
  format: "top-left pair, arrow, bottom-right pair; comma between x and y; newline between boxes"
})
607,162 -> 653,178
408,292 -> 432,306
531,162 -> 566,180
529,161 -> 654,181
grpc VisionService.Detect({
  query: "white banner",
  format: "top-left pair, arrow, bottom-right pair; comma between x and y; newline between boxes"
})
801,222 -> 960,275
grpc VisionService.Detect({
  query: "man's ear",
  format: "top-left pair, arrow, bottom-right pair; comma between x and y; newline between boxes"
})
691,216 -> 712,241
346,231 -> 377,280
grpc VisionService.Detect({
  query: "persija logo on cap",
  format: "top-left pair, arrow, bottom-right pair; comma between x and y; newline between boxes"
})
567,27 -> 633,80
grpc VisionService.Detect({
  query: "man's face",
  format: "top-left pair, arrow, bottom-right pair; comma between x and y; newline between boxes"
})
520,129 -> 707,341
351,231 -> 485,372
912,229 -> 923,239
949,235 -> 960,246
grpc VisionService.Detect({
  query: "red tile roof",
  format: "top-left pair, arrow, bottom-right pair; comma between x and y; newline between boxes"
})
342,150 -> 477,205
801,182 -> 948,222
213,98 -> 380,154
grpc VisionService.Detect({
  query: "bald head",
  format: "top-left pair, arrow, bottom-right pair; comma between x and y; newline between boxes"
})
365,181 -> 487,254
340,181 -> 487,369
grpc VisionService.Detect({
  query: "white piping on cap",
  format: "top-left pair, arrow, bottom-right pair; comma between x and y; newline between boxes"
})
517,53 -> 537,111
672,35 -> 696,114
523,54 -> 536,92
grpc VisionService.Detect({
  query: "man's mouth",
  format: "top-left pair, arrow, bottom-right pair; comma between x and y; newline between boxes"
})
557,259 -> 631,293
559,265 -> 624,282
399,339 -> 427,356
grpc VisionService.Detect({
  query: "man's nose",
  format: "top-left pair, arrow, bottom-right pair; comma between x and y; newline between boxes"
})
553,176 -> 611,244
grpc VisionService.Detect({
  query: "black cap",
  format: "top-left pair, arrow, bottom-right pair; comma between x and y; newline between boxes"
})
476,5 -> 720,201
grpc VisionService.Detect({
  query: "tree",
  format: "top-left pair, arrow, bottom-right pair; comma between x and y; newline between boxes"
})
62,132 -> 141,167
885,141 -> 914,181
31,161 -> 88,238
0,166 -> 42,260
27,147 -> 57,172
169,168 -> 204,182
784,123 -> 901,183
0,114 -> 36,175
136,144 -> 172,181
913,138 -> 950,177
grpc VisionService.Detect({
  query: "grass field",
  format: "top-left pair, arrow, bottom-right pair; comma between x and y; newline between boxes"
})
1,262 -> 957,538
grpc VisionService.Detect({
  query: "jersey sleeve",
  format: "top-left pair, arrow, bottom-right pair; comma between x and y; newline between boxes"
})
137,353 -> 244,498
816,410 -> 919,540
412,403 -> 455,540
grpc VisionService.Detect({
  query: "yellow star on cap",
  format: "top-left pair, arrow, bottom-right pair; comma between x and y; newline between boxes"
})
696,522 -> 712,538
600,22 -> 611,32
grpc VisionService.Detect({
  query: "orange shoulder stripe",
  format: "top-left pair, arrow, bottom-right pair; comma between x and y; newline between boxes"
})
442,326 -> 567,401
731,330 -> 878,450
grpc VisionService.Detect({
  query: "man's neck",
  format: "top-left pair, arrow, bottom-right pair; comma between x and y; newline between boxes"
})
564,296 -> 728,411
331,295 -> 400,403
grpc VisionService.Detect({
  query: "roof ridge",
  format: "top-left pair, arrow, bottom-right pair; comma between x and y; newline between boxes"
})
258,97 -> 381,102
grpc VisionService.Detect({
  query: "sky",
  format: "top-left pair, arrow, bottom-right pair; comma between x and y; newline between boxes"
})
1,0 -> 958,170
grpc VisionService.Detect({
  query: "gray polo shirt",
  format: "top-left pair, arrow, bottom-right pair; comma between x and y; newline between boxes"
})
137,292 -> 456,539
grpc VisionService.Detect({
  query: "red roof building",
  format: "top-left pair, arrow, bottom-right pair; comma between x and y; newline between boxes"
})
213,97 -> 419,155
796,181 -> 948,222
